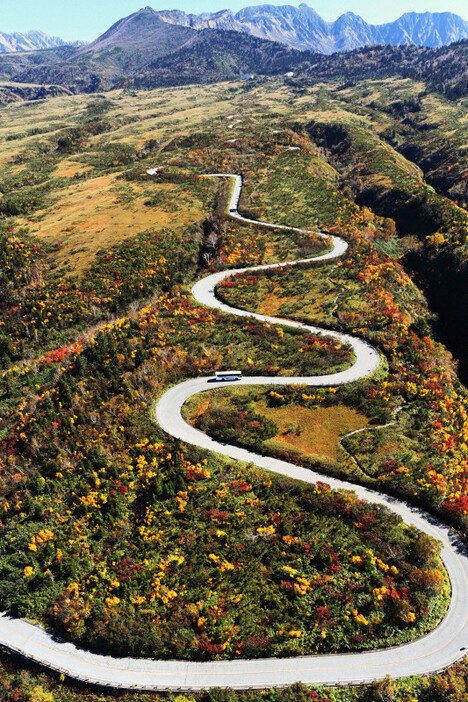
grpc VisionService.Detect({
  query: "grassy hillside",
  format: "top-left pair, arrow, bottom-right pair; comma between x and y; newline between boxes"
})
306,40 -> 468,99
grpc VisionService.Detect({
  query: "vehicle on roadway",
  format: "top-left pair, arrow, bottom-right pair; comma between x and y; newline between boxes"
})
214,370 -> 242,381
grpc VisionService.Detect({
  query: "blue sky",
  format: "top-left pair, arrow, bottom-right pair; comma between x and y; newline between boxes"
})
1,1 -> 466,41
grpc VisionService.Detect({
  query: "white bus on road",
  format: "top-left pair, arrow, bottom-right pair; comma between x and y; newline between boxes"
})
214,370 -> 242,381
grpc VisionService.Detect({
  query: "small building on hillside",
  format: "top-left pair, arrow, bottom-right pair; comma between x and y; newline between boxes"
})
240,73 -> 255,80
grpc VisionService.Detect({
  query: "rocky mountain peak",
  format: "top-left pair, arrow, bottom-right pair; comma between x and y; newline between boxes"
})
156,4 -> 468,54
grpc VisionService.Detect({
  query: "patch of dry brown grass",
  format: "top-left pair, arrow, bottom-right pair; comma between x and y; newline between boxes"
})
185,389 -> 370,464
16,173 -> 206,274
257,282 -> 336,321
261,403 -> 370,461
53,159 -> 94,178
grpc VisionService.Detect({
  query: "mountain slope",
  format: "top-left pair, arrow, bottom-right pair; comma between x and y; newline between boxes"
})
233,3 -> 331,51
156,4 -> 468,54
131,28 -> 308,88
376,11 -> 468,46
0,8 -> 307,92
309,40 -> 468,99
78,6 -> 195,62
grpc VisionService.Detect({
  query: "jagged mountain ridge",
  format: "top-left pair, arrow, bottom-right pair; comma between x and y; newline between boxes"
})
157,5 -> 468,54
2,5 -> 466,58
0,29 -> 71,54
1,6 -> 466,58
0,7 -> 465,101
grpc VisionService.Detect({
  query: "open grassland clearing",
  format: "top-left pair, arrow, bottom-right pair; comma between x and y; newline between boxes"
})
0,81 -> 342,276
264,403 -> 369,462
53,158 -> 94,178
15,173 -> 210,275
185,385 -> 371,464
217,262 -> 340,328
2,76 -> 464,283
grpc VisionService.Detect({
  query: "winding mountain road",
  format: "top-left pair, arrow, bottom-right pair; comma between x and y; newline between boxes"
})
1,174 -> 468,691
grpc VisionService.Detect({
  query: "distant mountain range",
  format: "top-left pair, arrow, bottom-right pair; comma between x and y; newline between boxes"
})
1,5 -> 467,57
0,7 -> 466,101
0,30 -> 72,53
156,5 -> 468,54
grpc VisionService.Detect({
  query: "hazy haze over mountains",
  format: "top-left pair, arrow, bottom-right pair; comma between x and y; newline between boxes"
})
157,4 -> 468,54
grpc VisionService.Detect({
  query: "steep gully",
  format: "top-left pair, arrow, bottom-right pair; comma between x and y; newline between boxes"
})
308,120 -> 468,386
0,175 -> 468,691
